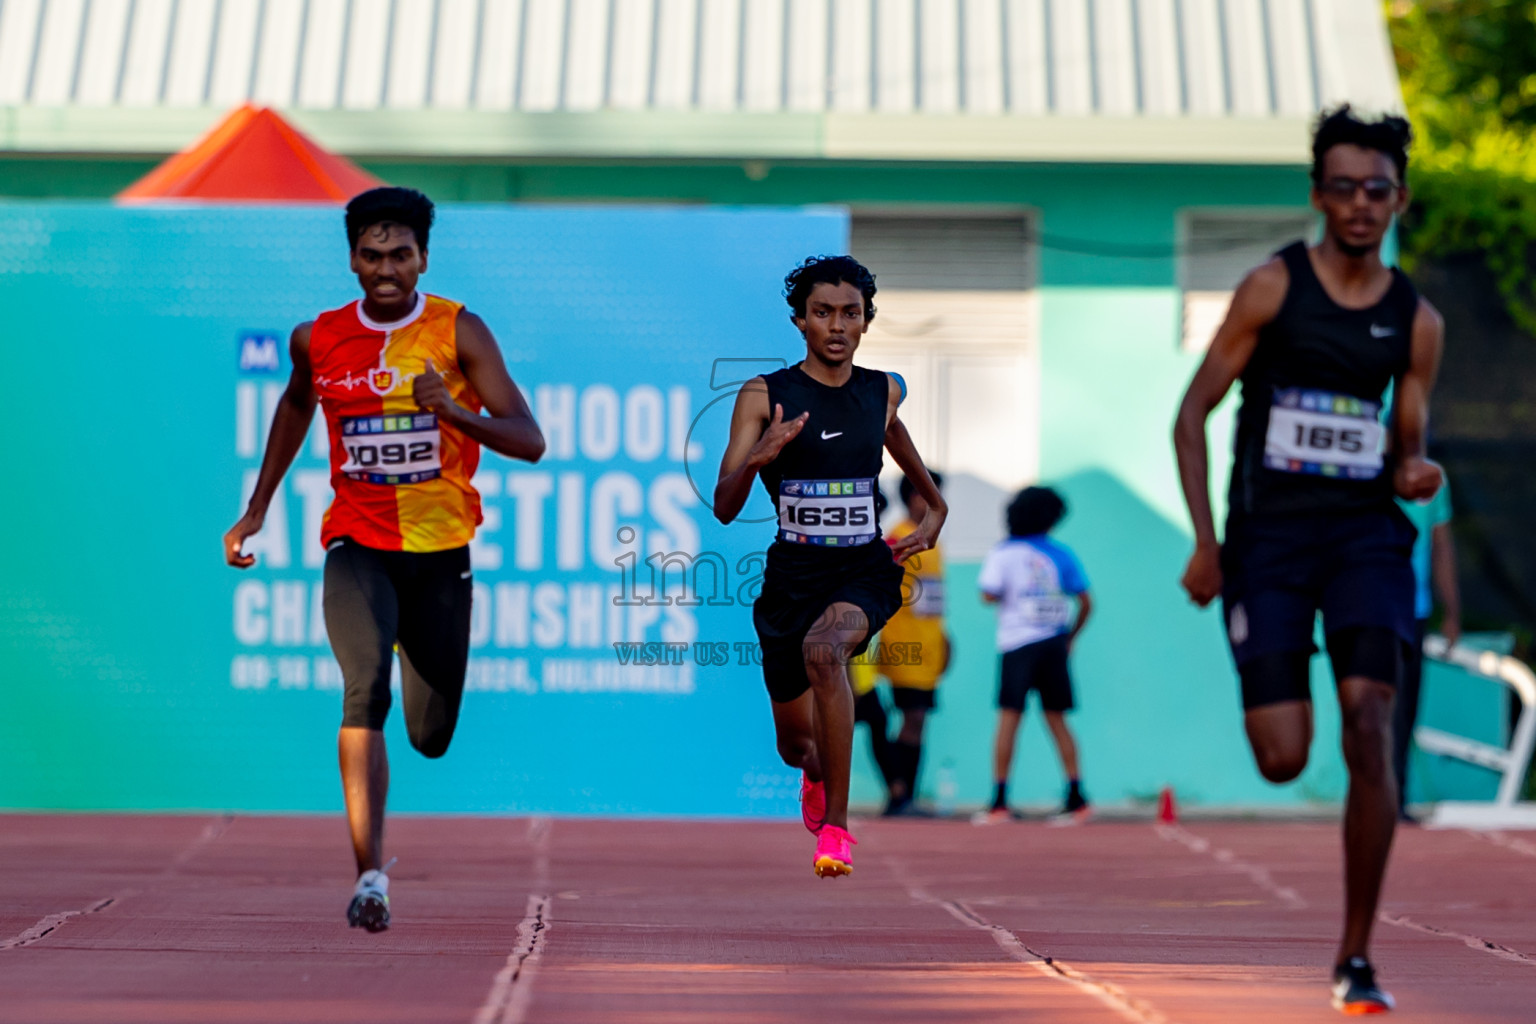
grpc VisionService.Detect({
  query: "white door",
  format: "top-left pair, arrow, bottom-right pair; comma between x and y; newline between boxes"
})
851,215 -> 1039,560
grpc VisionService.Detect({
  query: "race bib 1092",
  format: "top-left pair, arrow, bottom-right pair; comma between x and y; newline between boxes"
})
778,478 -> 877,546
1264,388 -> 1384,479
339,413 -> 443,484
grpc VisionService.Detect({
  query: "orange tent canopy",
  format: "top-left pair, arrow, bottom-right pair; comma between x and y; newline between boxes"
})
119,104 -> 383,202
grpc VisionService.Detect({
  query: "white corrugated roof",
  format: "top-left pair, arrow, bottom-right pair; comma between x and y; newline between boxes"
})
0,0 -> 1402,162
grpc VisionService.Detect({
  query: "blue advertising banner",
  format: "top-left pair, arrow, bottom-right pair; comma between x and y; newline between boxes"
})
0,202 -> 846,816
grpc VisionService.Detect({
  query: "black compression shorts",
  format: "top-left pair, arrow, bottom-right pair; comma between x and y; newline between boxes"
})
324,538 -> 473,757
1220,508 -> 1415,709
753,540 -> 905,704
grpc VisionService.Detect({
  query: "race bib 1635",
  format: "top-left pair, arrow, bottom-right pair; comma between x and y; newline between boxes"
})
778,478 -> 877,546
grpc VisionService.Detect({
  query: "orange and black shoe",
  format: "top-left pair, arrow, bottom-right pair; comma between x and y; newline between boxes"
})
813,825 -> 857,878
1331,957 -> 1394,1014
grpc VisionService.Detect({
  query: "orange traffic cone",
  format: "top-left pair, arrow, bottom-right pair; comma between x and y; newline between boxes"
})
1157,786 -> 1178,824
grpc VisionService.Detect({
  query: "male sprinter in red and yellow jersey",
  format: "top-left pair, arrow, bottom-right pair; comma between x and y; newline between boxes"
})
223,188 -> 545,932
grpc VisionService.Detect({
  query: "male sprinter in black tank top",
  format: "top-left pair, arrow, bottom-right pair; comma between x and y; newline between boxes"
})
1175,107 -> 1443,1014
715,256 -> 946,878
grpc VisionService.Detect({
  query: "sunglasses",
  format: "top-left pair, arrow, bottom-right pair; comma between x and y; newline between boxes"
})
1319,176 -> 1400,202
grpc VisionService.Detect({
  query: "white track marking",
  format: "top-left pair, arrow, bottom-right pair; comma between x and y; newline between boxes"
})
2,814 -> 232,952
1161,823 -> 1536,967
0,897 -> 114,950
167,814 -> 235,872
1465,830 -> 1536,859
883,854 -> 1177,1024
1154,824 -> 1308,909
1378,914 -> 1536,966
473,893 -> 552,1024
473,817 -> 554,1024
939,899 -> 1176,1024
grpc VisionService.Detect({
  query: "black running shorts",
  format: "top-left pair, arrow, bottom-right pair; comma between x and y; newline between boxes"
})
890,686 -> 938,712
753,540 -> 905,704
1220,508 -> 1415,709
323,538 -> 473,757
997,635 -> 1073,713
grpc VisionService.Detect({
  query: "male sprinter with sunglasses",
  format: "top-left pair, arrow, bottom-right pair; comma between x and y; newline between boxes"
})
715,255 -> 945,878
1174,107 -> 1443,1014
224,188 -> 545,931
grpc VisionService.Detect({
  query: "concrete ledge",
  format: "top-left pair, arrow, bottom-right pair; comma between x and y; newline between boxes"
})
1,106 -> 1309,165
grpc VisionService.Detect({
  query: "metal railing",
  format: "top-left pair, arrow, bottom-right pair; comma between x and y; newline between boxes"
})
1417,634 -> 1536,828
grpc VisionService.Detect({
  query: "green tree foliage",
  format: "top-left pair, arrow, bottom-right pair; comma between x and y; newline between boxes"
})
1389,0 -> 1536,332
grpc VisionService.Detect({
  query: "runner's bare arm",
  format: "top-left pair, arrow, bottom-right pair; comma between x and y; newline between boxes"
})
1069,590 -> 1094,648
714,377 -> 803,524
414,310 -> 545,462
1173,259 -> 1288,606
884,395 -> 947,562
224,322 -> 318,568
1391,297 -> 1445,501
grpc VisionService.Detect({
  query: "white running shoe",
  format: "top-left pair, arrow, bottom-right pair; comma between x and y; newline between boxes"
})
347,867 -> 391,932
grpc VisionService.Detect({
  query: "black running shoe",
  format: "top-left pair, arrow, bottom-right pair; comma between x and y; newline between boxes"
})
347,869 -> 391,932
1331,957 -> 1394,1014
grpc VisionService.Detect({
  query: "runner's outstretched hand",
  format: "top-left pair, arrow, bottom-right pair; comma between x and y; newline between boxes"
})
413,358 -> 458,420
748,404 -> 808,467
1180,541 -> 1222,607
890,510 -> 943,565
224,508 -> 265,568
1394,455 -> 1443,502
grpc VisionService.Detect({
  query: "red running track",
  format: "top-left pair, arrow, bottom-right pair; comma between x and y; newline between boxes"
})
1,813 -> 1533,1022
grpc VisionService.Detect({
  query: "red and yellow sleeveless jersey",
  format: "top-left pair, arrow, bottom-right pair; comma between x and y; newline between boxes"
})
309,293 -> 483,553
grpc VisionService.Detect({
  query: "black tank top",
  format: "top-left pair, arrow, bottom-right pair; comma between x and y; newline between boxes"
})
1228,241 -> 1418,519
757,364 -> 891,550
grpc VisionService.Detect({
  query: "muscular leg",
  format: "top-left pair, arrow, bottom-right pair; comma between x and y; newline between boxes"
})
1336,675 -> 1398,964
339,727 -> 389,875
1243,700 -> 1313,783
802,602 -> 871,832
772,690 -> 822,782
1042,711 -> 1080,781
993,708 -> 1023,782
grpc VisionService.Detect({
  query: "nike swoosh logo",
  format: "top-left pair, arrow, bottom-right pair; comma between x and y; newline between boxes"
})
1370,324 -> 1395,338
820,431 -> 842,440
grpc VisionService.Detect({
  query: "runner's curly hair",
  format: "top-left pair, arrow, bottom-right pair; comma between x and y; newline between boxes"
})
346,187 -> 436,251
784,255 -> 877,320
1311,104 -> 1412,185
1006,486 -> 1067,538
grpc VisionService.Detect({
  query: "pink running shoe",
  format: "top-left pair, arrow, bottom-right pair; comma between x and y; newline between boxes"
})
800,772 -> 826,834
813,825 -> 857,878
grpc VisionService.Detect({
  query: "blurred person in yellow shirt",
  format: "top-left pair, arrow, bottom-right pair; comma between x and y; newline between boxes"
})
877,471 -> 952,815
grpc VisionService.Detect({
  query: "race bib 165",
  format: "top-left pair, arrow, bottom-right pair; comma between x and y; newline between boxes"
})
1264,388 -> 1384,479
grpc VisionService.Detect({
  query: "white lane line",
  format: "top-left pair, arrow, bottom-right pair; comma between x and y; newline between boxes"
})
472,817 -> 554,1024
473,893 -> 552,1024
1159,824 -> 1536,967
0,814 -> 230,952
0,897 -> 115,950
1154,824 -> 1308,909
1466,830 -> 1536,859
167,814 -> 236,873
939,899 -> 1177,1024
1378,914 -> 1536,966
883,854 -> 1177,1024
